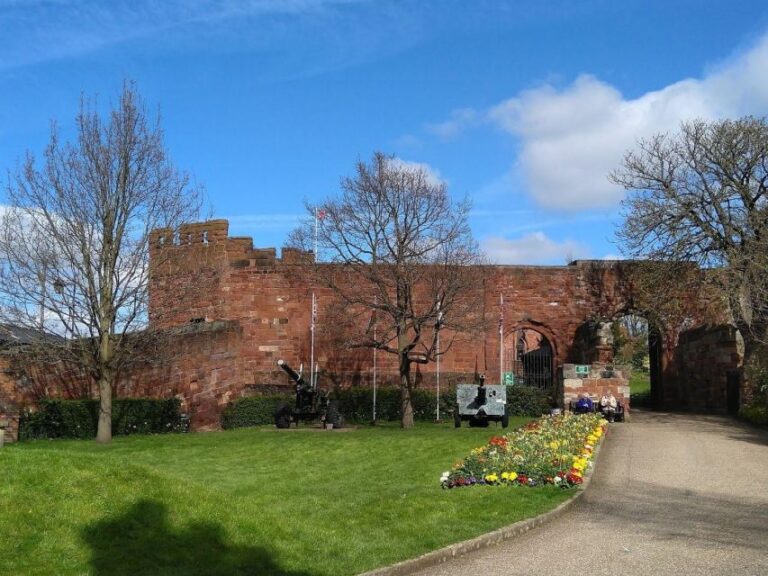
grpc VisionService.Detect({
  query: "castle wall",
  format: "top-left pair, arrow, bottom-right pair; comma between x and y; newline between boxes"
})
0,357 -> 19,442
668,325 -> 743,413
4,219 -> 739,434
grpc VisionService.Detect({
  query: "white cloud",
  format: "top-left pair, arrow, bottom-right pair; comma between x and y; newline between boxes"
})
435,32 -> 768,212
481,232 -> 589,265
387,157 -> 446,187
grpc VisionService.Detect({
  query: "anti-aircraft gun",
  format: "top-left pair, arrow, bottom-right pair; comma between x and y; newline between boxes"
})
274,359 -> 342,428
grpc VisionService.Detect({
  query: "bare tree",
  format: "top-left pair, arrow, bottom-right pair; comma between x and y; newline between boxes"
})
0,82 -> 201,443
612,117 -> 768,379
288,152 -> 486,428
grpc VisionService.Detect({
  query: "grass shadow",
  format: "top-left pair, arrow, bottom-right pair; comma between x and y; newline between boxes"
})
81,500 -> 315,576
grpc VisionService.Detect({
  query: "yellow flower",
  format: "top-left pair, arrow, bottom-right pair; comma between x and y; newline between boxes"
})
571,457 -> 588,471
485,473 -> 499,483
501,471 -> 518,481
549,440 -> 560,450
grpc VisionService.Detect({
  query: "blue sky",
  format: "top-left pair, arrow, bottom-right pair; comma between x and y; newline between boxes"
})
2,0 -> 768,264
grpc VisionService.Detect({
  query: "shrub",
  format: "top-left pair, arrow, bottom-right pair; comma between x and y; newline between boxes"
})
331,387 -> 456,423
221,394 -> 293,429
505,386 -> 553,416
739,404 -> 768,427
221,384 -> 551,429
18,398 -> 185,440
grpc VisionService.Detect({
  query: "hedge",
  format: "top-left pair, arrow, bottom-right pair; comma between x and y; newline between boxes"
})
221,385 -> 553,429
18,398 -> 186,440
221,395 -> 293,429
504,385 -> 554,416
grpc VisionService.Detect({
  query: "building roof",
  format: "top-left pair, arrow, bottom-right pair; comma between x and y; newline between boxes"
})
0,324 -> 65,346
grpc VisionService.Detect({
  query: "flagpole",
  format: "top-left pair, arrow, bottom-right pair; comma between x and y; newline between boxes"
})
310,292 -> 316,388
314,207 -> 318,259
372,295 -> 377,422
373,321 -> 377,422
499,294 -> 504,385
436,302 -> 442,421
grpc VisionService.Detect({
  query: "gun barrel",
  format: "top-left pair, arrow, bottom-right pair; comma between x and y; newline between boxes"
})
277,359 -> 305,385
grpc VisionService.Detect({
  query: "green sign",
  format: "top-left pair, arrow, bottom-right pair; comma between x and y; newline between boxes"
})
575,365 -> 590,377
503,372 -> 516,385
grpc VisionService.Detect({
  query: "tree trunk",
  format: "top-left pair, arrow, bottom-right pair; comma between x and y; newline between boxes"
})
96,376 -> 112,444
400,356 -> 414,429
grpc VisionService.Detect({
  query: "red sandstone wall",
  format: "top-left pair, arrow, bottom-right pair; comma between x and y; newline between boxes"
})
0,357 -> 19,442
117,321 -> 246,430
3,220 -> 731,433
668,325 -> 743,413
143,221 -> 731,427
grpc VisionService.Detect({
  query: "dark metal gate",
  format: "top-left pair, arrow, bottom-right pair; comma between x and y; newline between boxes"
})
504,329 -> 555,391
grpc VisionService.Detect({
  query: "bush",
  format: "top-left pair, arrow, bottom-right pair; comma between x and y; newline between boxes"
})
739,404 -> 768,427
333,385 -> 549,422
221,384 -> 552,429
505,385 -> 553,416
221,394 -> 293,429
221,388 -> 456,427
18,398 -> 185,440
332,387 -> 456,423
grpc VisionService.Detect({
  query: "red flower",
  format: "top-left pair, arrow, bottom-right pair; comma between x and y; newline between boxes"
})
489,436 -> 508,448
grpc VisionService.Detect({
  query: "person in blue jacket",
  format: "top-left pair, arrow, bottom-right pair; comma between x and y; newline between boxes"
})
574,393 -> 594,414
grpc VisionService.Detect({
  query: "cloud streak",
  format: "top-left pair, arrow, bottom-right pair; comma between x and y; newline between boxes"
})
0,0 -> 363,70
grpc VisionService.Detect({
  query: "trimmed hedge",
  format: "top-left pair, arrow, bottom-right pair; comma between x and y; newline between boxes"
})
504,385 -> 553,416
221,395 -> 293,429
221,385 -> 553,429
331,387 -> 457,423
18,398 -> 186,440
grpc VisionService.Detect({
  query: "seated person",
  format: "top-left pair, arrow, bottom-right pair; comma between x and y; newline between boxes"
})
573,393 -> 594,414
600,389 -> 618,422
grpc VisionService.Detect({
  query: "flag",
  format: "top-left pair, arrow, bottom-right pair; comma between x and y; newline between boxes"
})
317,208 -> 326,220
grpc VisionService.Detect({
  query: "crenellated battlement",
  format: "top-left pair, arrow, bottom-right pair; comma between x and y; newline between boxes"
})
150,219 -> 313,269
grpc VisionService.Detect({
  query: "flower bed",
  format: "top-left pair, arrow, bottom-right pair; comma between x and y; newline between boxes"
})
441,413 -> 607,489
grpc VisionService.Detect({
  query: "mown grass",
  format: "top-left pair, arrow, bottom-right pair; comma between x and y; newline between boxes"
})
1,420 -> 573,575
630,371 -> 651,396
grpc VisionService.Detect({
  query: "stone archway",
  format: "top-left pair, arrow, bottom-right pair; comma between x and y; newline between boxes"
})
503,322 -> 557,391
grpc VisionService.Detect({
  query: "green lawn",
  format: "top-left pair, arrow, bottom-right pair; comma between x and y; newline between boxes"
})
1,420 -> 573,576
630,371 -> 651,395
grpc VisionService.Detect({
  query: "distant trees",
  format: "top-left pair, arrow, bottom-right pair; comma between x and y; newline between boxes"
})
0,83 -> 201,443
288,152 -> 486,428
612,117 -> 768,383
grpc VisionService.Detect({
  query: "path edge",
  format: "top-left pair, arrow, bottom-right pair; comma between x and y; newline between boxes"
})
358,425 -> 608,576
